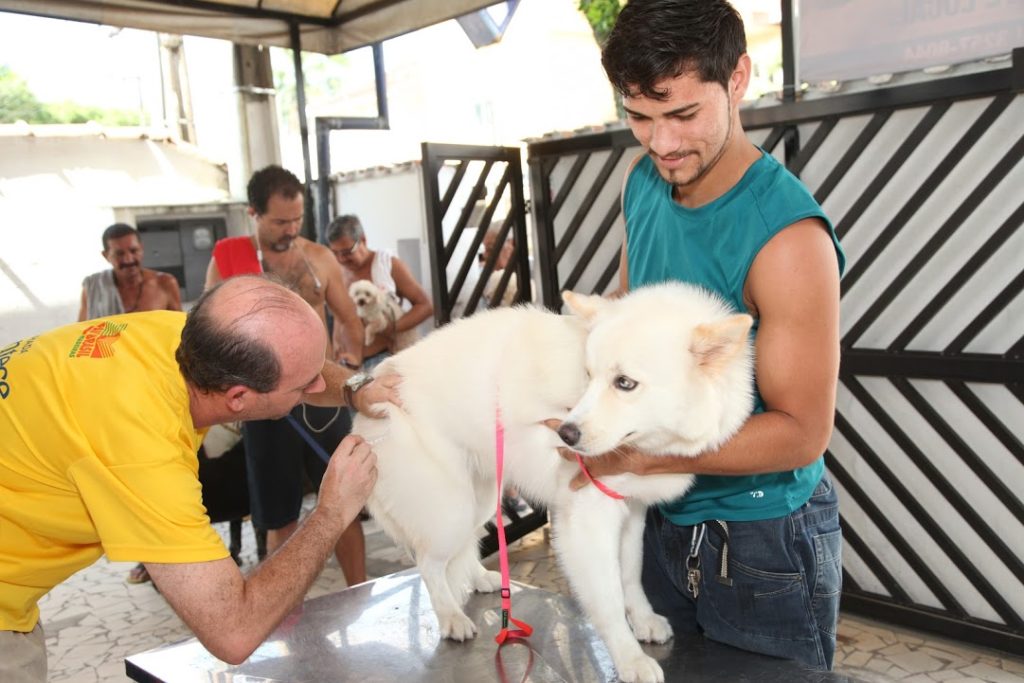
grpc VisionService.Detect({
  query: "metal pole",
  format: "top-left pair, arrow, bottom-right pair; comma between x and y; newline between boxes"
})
780,0 -> 797,104
289,21 -> 316,240
373,43 -> 389,123
779,0 -> 800,165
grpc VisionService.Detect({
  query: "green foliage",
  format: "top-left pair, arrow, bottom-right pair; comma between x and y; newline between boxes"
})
272,49 -> 354,127
578,0 -> 623,46
0,64 -> 141,126
46,100 -> 141,126
0,64 -> 51,123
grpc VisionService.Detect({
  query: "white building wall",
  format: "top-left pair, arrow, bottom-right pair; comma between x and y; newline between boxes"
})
0,128 -> 231,343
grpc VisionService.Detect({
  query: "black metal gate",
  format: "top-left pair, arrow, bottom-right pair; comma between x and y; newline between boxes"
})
419,141 -> 544,555
420,142 -> 532,325
525,56 -> 1024,654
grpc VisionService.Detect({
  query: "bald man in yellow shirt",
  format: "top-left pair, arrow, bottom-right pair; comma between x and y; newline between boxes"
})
0,275 -> 399,682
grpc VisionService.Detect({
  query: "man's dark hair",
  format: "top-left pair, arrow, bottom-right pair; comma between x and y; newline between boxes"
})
175,280 -> 282,393
326,214 -> 364,243
601,0 -> 746,100
247,165 -> 304,215
101,223 -> 140,252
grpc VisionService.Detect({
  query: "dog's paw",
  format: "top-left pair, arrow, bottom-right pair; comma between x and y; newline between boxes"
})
616,653 -> 664,683
628,612 -> 673,643
473,570 -> 502,593
438,612 -> 478,641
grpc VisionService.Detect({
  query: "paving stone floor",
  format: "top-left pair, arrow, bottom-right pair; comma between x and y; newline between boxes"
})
38,508 -> 1024,682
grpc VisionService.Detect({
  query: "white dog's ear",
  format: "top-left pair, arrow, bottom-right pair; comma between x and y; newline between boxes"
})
561,290 -> 609,321
690,314 -> 753,375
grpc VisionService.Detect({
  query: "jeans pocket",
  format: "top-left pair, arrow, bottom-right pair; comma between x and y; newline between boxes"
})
699,546 -> 812,643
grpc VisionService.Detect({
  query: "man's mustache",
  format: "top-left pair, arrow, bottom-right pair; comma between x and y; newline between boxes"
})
118,262 -> 140,269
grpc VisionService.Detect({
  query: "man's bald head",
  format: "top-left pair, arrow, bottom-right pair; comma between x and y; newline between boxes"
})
176,275 -> 323,394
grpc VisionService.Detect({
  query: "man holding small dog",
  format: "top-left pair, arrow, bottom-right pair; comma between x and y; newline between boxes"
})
0,276 -> 397,682
572,0 -> 846,670
327,214 -> 433,371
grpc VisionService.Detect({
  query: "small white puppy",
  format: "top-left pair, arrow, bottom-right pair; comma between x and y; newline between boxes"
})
348,279 -> 417,352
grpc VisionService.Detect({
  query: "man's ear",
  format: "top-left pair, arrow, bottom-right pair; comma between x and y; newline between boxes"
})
690,314 -> 753,375
562,290 -> 609,322
730,54 -> 752,104
224,385 -> 252,414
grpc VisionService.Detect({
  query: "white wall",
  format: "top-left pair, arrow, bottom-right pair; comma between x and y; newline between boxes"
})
0,129 -> 231,343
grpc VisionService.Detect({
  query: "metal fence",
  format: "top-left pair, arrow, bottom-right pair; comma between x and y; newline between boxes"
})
420,142 -> 532,325
524,57 -> 1024,654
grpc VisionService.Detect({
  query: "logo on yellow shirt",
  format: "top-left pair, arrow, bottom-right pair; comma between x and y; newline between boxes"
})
69,321 -> 128,359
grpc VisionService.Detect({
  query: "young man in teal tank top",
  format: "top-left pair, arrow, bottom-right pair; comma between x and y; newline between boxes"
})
577,0 -> 846,669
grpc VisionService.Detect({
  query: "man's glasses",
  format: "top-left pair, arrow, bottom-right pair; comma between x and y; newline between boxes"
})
331,244 -> 357,257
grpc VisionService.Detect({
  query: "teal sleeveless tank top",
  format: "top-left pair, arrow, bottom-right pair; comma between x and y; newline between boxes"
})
623,149 -> 845,525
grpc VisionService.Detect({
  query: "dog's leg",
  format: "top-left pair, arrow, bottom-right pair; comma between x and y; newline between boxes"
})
446,542 -> 502,597
419,553 -> 478,640
469,475 -> 502,593
553,494 -> 665,683
621,504 -> 672,644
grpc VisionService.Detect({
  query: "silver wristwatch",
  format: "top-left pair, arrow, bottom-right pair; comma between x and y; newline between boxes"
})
346,370 -> 374,393
344,372 -> 374,398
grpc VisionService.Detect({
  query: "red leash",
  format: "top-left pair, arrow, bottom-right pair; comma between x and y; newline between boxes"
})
573,451 -> 626,500
494,406 -> 533,644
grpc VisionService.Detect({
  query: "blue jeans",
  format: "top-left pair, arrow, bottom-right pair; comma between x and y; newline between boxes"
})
641,473 -> 842,670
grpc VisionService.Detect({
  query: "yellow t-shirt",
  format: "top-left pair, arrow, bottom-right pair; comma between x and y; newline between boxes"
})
0,312 -> 229,632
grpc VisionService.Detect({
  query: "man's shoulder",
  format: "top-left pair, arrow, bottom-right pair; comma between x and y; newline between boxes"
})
83,269 -> 113,283
148,269 -> 179,286
299,236 -> 329,256
300,237 -> 335,267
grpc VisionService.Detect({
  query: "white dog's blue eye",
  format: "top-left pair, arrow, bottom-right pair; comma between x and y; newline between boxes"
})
614,375 -> 637,391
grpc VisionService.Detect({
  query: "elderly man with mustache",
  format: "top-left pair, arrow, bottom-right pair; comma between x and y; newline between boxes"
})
78,223 -> 182,321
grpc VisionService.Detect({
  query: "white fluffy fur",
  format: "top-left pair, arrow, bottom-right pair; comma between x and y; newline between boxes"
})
348,279 -> 417,352
353,282 -> 754,683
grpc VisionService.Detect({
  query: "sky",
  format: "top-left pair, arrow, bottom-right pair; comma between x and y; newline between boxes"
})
0,1 -> 623,175
0,13 -> 161,111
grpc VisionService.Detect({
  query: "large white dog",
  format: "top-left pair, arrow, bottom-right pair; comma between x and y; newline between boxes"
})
353,283 -> 754,683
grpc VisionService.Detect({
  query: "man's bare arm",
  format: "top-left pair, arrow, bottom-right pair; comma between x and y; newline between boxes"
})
565,219 -> 841,484
203,256 -> 224,291
145,435 -> 376,664
158,272 -> 183,311
301,358 -> 401,415
391,259 -> 433,332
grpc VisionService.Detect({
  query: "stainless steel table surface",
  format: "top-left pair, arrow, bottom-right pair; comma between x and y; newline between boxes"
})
125,569 -> 860,682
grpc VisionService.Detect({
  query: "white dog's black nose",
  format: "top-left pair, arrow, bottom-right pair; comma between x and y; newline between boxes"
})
557,422 -> 581,447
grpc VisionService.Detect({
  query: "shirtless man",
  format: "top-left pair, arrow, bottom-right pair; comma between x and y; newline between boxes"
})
78,224 -> 181,321
205,165 -> 369,586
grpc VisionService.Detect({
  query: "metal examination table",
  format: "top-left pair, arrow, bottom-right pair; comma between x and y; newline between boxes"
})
126,569 -> 861,682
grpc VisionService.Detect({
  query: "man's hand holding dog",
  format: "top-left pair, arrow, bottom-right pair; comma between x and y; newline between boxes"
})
314,435 -> 377,529
352,374 -> 402,417
542,419 -> 695,491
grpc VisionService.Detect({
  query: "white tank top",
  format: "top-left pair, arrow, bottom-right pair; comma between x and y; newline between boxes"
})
369,249 -> 397,296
